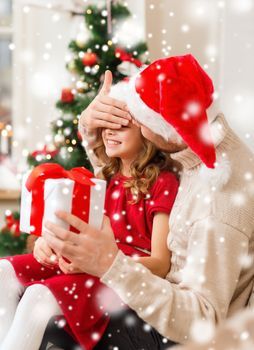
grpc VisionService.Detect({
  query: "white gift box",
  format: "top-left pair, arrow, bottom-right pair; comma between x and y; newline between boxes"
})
20,171 -> 106,235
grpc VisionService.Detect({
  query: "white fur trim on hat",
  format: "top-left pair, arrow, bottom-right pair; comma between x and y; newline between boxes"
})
199,157 -> 232,189
109,75 -> 181,144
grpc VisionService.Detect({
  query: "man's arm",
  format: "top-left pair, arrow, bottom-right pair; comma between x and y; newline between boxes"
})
101,217 -> 248,344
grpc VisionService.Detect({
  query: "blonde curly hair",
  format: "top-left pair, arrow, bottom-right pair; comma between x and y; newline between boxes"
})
93,129 -> 179,203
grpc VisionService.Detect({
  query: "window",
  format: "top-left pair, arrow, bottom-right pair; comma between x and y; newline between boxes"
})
0,0 -> 12,155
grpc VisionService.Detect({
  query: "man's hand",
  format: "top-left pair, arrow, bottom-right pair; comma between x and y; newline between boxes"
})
33,237 -> 59,268
43,211 -> 119,278
57,257 -> 84,275
79,70 -> 131,132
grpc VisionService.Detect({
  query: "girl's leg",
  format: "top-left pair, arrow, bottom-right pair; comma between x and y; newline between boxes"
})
0,284 -> 63,350
0,259 -> 25,343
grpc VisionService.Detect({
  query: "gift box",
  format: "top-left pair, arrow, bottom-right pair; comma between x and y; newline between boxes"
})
19,163 -> 106,236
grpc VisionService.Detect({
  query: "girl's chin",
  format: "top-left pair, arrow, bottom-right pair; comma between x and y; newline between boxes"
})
106,150 -> 119,157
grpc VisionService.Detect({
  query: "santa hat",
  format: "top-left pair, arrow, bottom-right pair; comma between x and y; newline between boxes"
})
110,54 -> 216,169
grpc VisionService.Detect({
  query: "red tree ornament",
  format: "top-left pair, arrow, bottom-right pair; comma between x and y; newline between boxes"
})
77,130 -> 83,141
4,211 -> 21,237
31,145 -> 59,159
82,52 -> 98,67
61,88 -> 75,103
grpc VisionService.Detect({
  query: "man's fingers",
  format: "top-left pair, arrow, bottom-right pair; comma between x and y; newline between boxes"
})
58,257 -> 72,274
101,215 -> 111,230
58,258 -> 81,274
99,95 -> 129,112
44,211 -> 87,243
43,231 -> 76,259
96,101 -> 130,121
91,111 -> 131,129
101,215 -> 115,241
55,211 -> 88,234
44,221 -> 79,246
91,119 -> 121,130
100,70 -> 113,95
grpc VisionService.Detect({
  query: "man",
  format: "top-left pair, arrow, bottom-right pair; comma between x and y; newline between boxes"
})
43,55 -> 254,349
173,304 -> 254,350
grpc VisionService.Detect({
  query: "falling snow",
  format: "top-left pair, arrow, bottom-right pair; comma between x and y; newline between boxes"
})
190,319 -> 216,343
0,2 -> 254,349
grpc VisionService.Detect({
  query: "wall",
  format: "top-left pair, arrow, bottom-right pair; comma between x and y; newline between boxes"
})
145,0 -> 222,86
145,0 -> 254,150
219,1 -> 254,151
12,0 -> 77,171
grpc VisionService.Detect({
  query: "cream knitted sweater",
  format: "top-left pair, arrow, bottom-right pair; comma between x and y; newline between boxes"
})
79,114 -> 254,344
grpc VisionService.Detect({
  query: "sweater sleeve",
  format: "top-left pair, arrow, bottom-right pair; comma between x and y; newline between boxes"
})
100,216 -> 249,344
78,119 -> 102,175
171,307 -> 254,350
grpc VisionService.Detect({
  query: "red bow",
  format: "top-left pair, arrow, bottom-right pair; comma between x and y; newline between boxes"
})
25,163 -> 95,236
31,145 -> 59,159
4,212 -> 21,237
115,47 -> 143,68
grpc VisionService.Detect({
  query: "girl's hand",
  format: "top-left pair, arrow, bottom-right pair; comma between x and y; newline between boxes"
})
33,237 -> 59,268
79,70 -> 132,132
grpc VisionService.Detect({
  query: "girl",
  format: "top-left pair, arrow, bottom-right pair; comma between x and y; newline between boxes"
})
0,120 -> 178,350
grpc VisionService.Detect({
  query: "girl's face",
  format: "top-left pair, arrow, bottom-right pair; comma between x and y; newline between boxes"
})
102,121 -> 144,161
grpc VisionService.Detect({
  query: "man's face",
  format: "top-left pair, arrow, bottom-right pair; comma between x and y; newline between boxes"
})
140,125 -> 185,153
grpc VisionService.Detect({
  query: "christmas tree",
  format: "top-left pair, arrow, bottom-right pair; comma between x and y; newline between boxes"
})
0,211 -> 27,257
0,1 -> 149,256
27,1 -> 148,170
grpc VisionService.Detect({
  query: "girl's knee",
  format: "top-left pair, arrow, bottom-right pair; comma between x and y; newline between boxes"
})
0,259 -> 24,296
0,259 -> 15,275
21,284 -> 61,318
23,284 -> 51,301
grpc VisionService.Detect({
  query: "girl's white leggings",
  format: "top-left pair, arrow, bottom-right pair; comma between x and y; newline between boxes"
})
0,259 -> 63,350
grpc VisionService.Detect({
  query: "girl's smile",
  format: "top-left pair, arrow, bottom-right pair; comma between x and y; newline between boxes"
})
105,138 -> 122,147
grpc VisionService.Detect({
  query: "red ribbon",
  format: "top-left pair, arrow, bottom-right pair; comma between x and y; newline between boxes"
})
25,163 -> 95,236
115,47 -> 143,68
31,145 -> 59,158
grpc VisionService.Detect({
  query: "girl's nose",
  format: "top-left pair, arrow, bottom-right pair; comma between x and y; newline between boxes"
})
105,128 -> 116,135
